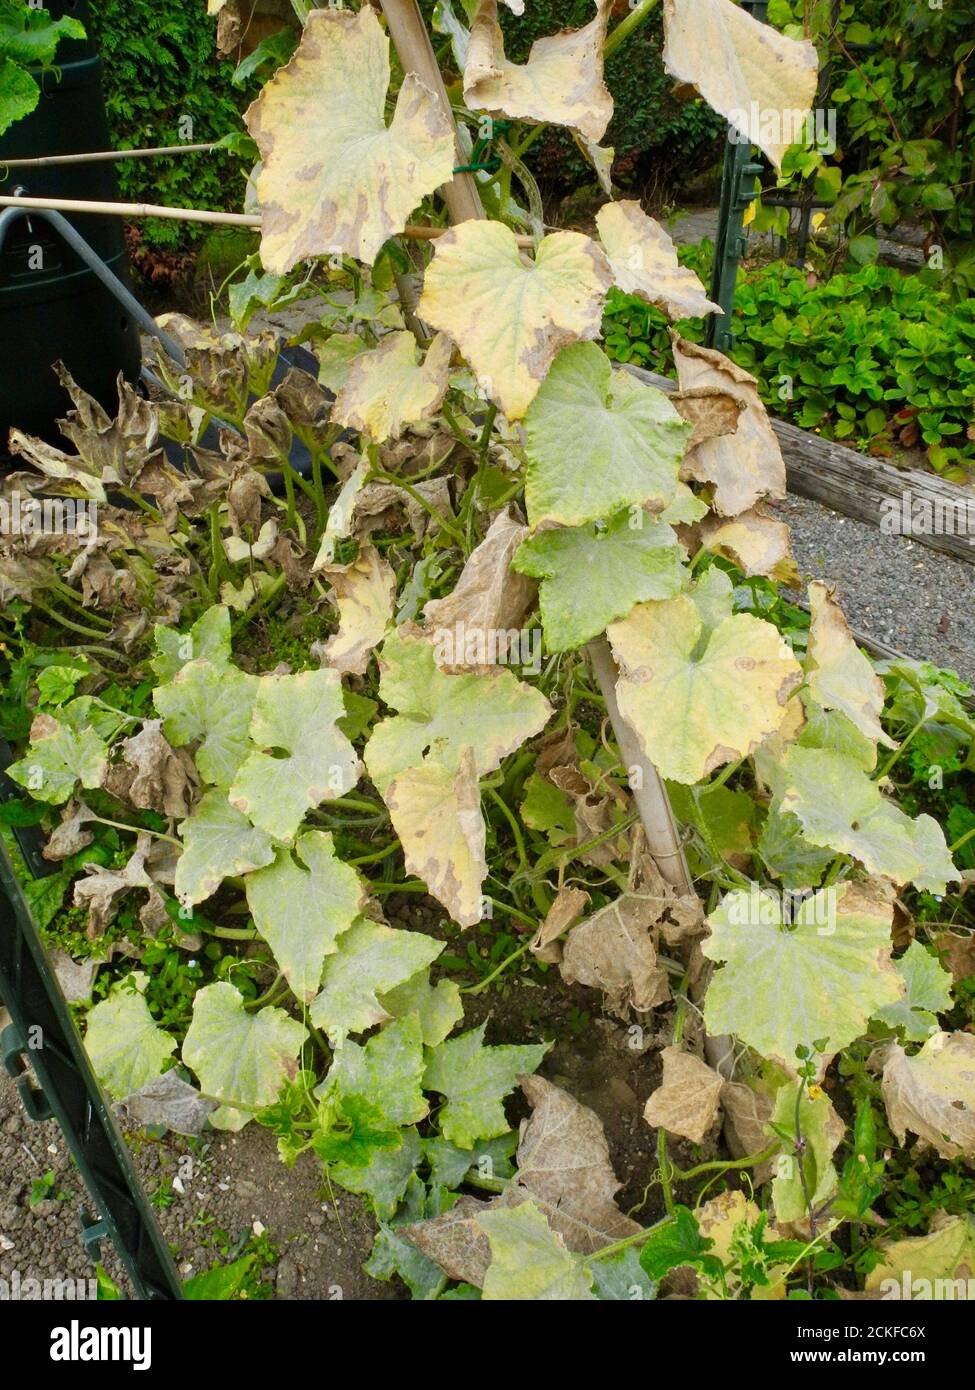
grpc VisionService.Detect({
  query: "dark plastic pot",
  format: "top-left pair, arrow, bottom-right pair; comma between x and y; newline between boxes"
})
0,0 -> 141,446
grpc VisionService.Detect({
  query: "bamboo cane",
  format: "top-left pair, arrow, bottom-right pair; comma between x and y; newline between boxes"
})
0,143 -> 219,168
378,0 -> 485,227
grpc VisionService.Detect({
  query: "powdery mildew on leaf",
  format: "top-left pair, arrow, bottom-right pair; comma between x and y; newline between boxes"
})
324,1015 -> 430,1127
154,659 -> 258,787
386,750 -> 488,928
882,1031 -> 975,1159
607,591 -> 802,784
596,200 -> 720,320
671,334 -> 786,517
332,332 -> 453,444
229,668 -> 362,842
245,829 -> 365,1003
516,512 -> 686,653
524,342 -> 691,529
874,941 -> 953,1042
703,881 -> 902,1075
477,1201 -> 595,1300
244,7 -> 456,270
7,712 -> 107,805
422,1022 -> 548,1148
662,0 -> 819,170
309,917 -> 443,1044
777,745 -> 958,893
418,221 -> 611,421
84,975 -> 176,1100
182,981 -> 308,1131
174,789 -> 276,905
865,1213 -> 975,1297
464,0 -> 613,143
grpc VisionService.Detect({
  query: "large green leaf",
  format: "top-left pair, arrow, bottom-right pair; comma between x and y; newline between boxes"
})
309,918 -> 443,1043
524,343 -> 690,529
0,54 -> 37,136
422,1023 -> 548,1148
84,975 -> 176,1100
174,789 -> 276,905
182,982 -> 308,1131
245,830 -> 364,1003
229,668 -> 361,842
777,746 -> 958,893
513,511 -> 686,653
323,1015 -> 429,1127
154,659 -> 257,787
329,1126 -> 423,1220
702,882 -> 902,1073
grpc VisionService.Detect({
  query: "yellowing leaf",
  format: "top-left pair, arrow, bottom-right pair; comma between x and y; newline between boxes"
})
806,581 -> 894,750
245,830 -> 364,1003
182,981 -> 308,1131
417,220 -> 611,420
596,200 -> 720,320
386,749 -> 488,928
84,975 -> 176,1100
882,1031 -> 975,1159
244,7 -> 456,270
332,331 -> 452,443
229,668 -> 362,842
700,507 -> 798,584
662,0 -> 819,170
309,917 -> 444,1044
703,881 -> 902,1075
424,506 -> 537,670
318,543 -> 396,677
671,334 -> 786,517
464,0 -> 613,143
524,342 -> 691,529
767,1080 -> 844,1234
865,1214 -> 975,1299
607,591 -> 801,784
478,1202 -> 595,1300
643,1046 -> 723,1144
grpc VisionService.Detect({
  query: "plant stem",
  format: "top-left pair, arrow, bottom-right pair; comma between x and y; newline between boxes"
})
604,0 -> 661,61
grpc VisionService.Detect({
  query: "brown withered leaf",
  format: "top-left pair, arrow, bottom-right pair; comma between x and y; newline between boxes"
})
117,720 -> 198,820
531,885 -> 590,964
43,800 -> 97,862
548,763 -> 630,869
671,385 -> 745,451
424,505 -> 537,671
560,890 -> 670,1018
73,833 -> 153,937
701,506 -> 799,585
319,543 -> 396,676
720,1079 -> 775,1183
643,1045 -> 723,1144
672,334 -> 786,517
501,1075 -> 641,1252
403,1195 -> 493,1287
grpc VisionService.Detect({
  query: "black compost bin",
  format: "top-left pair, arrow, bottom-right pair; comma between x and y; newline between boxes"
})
0,0 -> 141,446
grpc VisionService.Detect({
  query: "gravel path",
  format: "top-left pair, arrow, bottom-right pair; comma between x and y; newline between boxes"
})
769,493 -> 975,686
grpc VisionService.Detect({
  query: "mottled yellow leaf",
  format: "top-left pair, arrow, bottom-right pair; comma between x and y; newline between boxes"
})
866,1214 -> 975,1299
608,591 -> 802,783
882,1031 -> 975,1160
806,581 -> 895,750
464,0 -> 613,142
700,506 -> 798,584
318,543 -> 396,676
386,749 -> 488,928
418,220 -> 611,420
662,0 -> 819,170
596,200 -> 720,320
332,331 -> 452,444
245,7 -> 456,271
